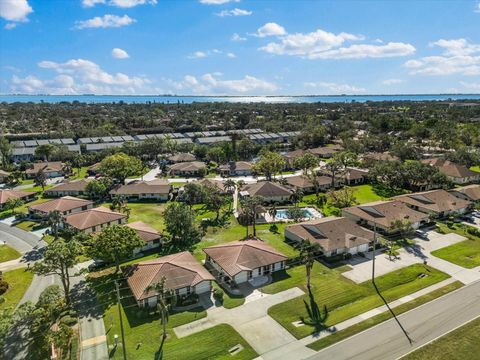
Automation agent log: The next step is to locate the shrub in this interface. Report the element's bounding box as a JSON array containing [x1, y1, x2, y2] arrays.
[[213, 288, 224, 303], [60, 315, 77, 326], [467, 227, 480, 237], [269, 223, 278, 233], [0, 280, 9, 295]]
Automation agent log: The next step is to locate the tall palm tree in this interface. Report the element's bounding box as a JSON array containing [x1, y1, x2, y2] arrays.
[[47, 210, 65, 240], [224, 179, 236, 194], [296, 240, 322, 290], [146, 277, 176, 356], [241, 195, 264, 238], [290, 188, 304, 207], [268, 203, 278, 220]]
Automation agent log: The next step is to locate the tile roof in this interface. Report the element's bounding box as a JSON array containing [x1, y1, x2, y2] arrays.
[[46, 179, 92, 193], [65, 206, 126, 230], [285, 175, 332, 189], [395, 189, 472, 213], [26, 162, 64, 175], [242, 181, 292, 197], [29, 196, 93, 214], [343, 200, 428, 229], [218, 161, 252, 171], [110, 179, 171, 196], [0, 189, 36, 205], [124, 251, 214, 300], [167, 153, 196, 163], [421, 158, 480, 179], [203, 239, 287, 277], [451, 184, 480, 201], [194, 178, 226, 192], [169, 161, 207, 172], [286, 216, 374, 252], [126, 221, 161, 242]]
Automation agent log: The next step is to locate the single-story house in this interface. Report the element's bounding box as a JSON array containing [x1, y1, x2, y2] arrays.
[[124, 251, 214, 307], [29, 196, 93, 217], [450, 184, 480, 203], [284, 175, 334, 193], [307, 145, 343, 159], [285, 216, 375, 257], [63, 206, 127, 233], [362, 152, 399, 163], [218, 161, 253, 177], [44, 179, 92, 197], [395, 189, 472, 218], [319, 167, 369, 185], [110, 179, 171, 202], [342, 200, 429, 234], [167, 152, 196, 163], [126, 221, 162, 255], [87, 162, 101, 176], [421, 158, 480, 184], [0, 170, 10, 183], [283, 149, 309, 168], [0, 189, 36, 209], [240, 181, 292, 204], [169, 161, 207, 177], [25, 162, 66, 179], [203, 239, 287, 285], [194, 178, 227, 193]]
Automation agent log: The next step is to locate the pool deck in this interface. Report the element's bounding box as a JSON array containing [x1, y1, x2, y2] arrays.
[[263, 207, 323, 223]]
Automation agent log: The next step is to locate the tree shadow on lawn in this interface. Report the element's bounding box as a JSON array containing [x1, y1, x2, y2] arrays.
[[372, 184, 408, 198]]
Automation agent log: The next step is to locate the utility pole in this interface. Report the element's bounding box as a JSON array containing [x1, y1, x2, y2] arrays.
[[115, 280, 128, 360], [372, 221, 377, 285]]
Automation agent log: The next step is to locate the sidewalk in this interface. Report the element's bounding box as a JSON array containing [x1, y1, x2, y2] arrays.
[[0, 258, 26, 272]]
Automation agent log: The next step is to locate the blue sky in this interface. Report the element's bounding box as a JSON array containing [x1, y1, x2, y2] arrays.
[[1, 0, 479, 95]]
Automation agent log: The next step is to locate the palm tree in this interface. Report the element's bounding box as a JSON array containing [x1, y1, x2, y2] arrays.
[[290, 188, 304, 207], [146, 277, 176, 357], [35, 170, 47, 191], [240, 195, 264, 238], [110, 195, 127, 212], [268, 203, 278, 220], [236, 179, 246, 191], [47, 210, 64, 240], [224, 179, 236, 194], [5, 198, 24, 216], [296, 240, 322, 290]]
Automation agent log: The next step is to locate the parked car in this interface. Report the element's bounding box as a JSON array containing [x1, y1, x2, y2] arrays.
[[88, 259, 106, 272], [415, 230, 429, 240], [461, 215, 475, 224]]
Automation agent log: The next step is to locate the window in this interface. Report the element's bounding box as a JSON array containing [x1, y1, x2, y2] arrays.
[[247, 271, 252, 279], [186, 286, 191, 295]]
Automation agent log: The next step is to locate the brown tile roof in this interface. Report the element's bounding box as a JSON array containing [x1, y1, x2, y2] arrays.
[[421, 158, 480, 179], [124, 251, 214, 301], [321, 167, 369, 181], [65, 206, 126, 230], [168, 153, 196, 163], [218, 161, 252, 171], [242, 181, 292, 197], [29, 196, 93, 214], [285, 175, 332, 189], [343, 200, 428, 229], [284, 149, 308, 159], [451, 184, 480, 201], [308, 145, 343, 157], [110, 179, 171, 196], [45, 179, 92, 193], [126, 221, 161, 242], [286, 216, 374, 252], [169, 161, 207, 172], [0, 189, 36, 205], [195, 178, 225, 192], [363, 152, 399, 162], [395, 189, 472, 213], [203, 239, 287, 277], [26, 162, 64, 175]]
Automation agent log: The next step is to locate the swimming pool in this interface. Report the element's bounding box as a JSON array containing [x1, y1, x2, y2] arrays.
[[275, 208, 315, 220]]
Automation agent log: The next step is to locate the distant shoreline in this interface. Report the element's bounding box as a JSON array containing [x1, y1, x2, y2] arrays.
[[2, 93, 480, 97]]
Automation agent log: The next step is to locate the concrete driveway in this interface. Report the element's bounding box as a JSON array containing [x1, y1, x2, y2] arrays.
[[342, 230, 468, 284]]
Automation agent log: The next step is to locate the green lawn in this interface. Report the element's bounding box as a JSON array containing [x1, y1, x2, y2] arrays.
[[431, 223, 480, 268], [401, 314, 480, 360], [308, 281, 463, 351], [469, 165, 480, 173], [266, 262, 450, 339], [15, 221, 39, 232], [351, 184, 385, 204], [212, 282, 245, 309], [0, 268, 34, 309], [88, 273, 256, 360], [69, 167, 89, 180], [101, 202, 167, 232], [0, 245, 21, 263]]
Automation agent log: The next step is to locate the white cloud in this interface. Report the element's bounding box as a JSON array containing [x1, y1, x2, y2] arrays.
[[258, 27, 414, 59], [82, 0, 156, 8], [405, 38, 480, 76], [168, 73, 277, 95], [227, 52, 236, 58], [255, 22, 287, 37], [74, 14, 136, 29], [10, 58, 152, 94], [0, 0, 32, 25], [231, 33, 246, 41], [382, 78, 405, 85], [188, 51, 208, 59], [199, 0, 240, 4], [475, 3, 480, 13], [216, 8, 252, 17], [460, 81, 480, 91], [304, 81, 366, 94], [188, 49, 235, 59], [4, 22, 17, 29], [112, 48, 130, 59]]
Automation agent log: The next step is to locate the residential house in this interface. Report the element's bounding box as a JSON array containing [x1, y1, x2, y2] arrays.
[[0, 189, 36, 209], [342, 200, 429, 234], [45, 179, 92, 197], [308, 145, 343, 159], [124, 251, 214, 307], [29, 196, 93, 217], [285, 216, 375, 257], [319, 167, 369, 185], [203, 239, 287, 285], [421, 158, 480, 184], [284, 175, 334, 193], [362, 152, 399, 164], [169, 161, 207, 177], [283, 149, 308, 169], [64, 206, 126, 233], [240, 181, 292, 204], [395, 189, 472, 218], [110, 179, 171, 202], [450, 184, 480, 203], [167, 153, 196, 163], [194, 178, 227, 193], [218, 161, 253, 177], [25, 162, 66, 179], [0, 170, 10, 183], [126, 221, 162, 255], [87, 163, 101, 176]]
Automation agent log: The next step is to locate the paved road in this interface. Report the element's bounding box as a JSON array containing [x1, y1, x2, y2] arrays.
[[0, 222, 47, 255], [308, 279, 480, 360]]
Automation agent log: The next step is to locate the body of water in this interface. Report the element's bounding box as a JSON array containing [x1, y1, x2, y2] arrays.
[[0, 94, 480, 104]]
